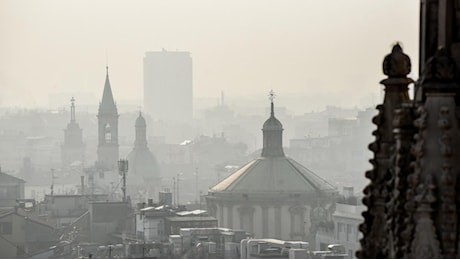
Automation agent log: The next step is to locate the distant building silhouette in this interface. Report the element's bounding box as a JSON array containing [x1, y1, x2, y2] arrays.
[[61, 97, 85, 167], [0, 170, 25, 208], [97, 67, 119, 169], [143, 49, 193, 122], [126, 112, 161, 196]]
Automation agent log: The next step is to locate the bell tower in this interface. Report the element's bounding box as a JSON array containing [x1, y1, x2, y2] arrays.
[[97, 66, 119, 169]]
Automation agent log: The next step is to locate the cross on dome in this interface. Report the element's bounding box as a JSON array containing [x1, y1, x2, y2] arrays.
[[268, 90, 276, 102]]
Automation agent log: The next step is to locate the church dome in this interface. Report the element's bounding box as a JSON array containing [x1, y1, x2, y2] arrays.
[[263, 116, 283, 131], [209, 157, 336, 194], [127, 111, 161, 184], [127, 148, 160, 182], [135, 112, 146, 127], [209, 92, 335, 193]]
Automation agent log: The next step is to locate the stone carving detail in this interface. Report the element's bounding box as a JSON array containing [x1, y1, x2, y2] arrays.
[[391, 105, 416, 258], [358, 44, 413, 259], [398, 105, 426, 258], [358, 105, 384, 259], [360, 37, 460, 258], [383, 43, 411, 78], [437, 106, 457, 258], [421, 48, 457, 83], [359, 4, 460, 258], [410, 177, 441, 259]]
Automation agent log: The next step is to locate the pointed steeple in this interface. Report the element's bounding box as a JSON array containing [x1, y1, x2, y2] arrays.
[[99, 66, 117, 114], [97, 66, 119, 169], [261, 90, 284, 157]]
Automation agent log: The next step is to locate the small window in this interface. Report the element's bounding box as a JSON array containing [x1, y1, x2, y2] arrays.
[[105, 124, 112, 143], [0, 222, 12, 234]]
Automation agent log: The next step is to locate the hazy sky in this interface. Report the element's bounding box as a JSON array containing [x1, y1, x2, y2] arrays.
[[0, 0, 419, 110]]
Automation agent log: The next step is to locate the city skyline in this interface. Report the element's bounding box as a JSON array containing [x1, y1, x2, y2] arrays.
[[1, 0, 419, 112]]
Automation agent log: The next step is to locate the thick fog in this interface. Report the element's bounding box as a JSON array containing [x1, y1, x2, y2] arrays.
[[1, 0, 418, 110]]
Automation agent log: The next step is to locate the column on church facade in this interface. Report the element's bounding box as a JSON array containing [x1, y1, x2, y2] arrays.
[[226, 201, 234, 229], [274, 203, 282, 239], [261, 204, 269, 238], [289, 205, 307, 240]]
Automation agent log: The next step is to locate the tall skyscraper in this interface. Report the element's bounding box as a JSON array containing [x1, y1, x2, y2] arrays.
[[144, 49, 193, 122], [97, 66, 119, 169]]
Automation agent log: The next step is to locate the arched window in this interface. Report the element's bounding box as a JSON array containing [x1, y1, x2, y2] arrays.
[[105, 124, 112, 143]]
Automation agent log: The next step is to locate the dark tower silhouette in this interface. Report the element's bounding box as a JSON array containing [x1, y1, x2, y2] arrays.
[[97, 66, 119, 169], [358, 1, 460, 258], [61, 97, 85, 166], [126, 112, 161, 195]]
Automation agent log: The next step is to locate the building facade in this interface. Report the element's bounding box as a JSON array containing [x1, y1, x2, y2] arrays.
[[0, 208, 58, 258], [0, 171, 25, 208], [206, 96, 337, 246], [316, 188, 363, 259], [143, 49, 193, 123]]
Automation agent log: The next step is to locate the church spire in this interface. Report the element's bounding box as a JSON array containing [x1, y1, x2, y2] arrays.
[[97, 66, 119, 169], [99, 66, 117, 114], [261, 90, 284, 157], [70, 97, 76, 123]]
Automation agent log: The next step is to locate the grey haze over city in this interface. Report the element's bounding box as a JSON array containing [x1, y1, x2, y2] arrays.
[[0, 1, 420, 259]]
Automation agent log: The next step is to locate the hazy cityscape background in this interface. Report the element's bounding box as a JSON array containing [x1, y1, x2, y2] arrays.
[[2, 0, 418, 110], [0, 1, 421, 258], [0, 0, 420, 198]]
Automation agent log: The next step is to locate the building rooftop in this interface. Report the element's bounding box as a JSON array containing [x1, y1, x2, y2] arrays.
[[209, 96, 336, 195], [0, 172, 25, 183], [209, 157, 336, 193]]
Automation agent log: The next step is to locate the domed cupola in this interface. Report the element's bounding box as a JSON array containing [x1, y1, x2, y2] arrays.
[[206, 91, 337, 241], [135, 112, 147, 128], [134, 112, 147, 149], [261, 90, 284, 157]]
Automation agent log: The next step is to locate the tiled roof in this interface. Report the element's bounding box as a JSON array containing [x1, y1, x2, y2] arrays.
[[209, 157, 336, 193], [0, 172, 25, 183]]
